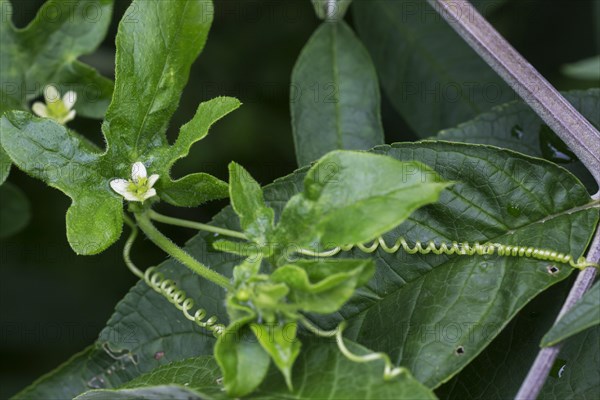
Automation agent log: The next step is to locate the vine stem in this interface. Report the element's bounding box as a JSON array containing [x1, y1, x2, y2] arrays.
[[134, 211, 233, 290], [426, 1, 600, 398], [148, 209, 247, 240]]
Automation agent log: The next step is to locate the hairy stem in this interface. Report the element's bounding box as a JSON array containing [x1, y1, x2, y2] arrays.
[[148, 209, 247, 240], [426, 0, 600, 397], [135, 211, 233, 290]]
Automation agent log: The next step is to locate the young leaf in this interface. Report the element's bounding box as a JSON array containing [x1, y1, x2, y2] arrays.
[[275, 150, 450, 251], [271, 259, 374, 313], [250, 322, 302, 390], [1, 2, 239, 253], [541, 281, 600, 347], [353, 0, 514, 135], [291, 21, 384, 166], [228, 161, 274, 243], [215, 320, 271, 397]]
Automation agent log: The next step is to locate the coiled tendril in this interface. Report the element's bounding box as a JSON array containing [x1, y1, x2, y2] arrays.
[[298, 236, 598, 270], [143, 267, 225, 337], [123, 215, 224, 337]]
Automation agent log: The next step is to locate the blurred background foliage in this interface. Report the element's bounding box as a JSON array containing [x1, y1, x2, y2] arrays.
[[0, 0, 598, 397]]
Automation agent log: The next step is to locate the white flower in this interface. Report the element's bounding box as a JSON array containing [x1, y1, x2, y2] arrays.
[[110, 162, 159, 202], [31, 85, 77, 125]]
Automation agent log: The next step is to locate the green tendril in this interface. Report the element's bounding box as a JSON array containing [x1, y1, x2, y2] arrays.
[[300, 318, 405, 381], [298, 236, 598, 270]]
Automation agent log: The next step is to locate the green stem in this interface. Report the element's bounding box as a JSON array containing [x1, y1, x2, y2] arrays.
[[123, 214, 144, 279], [148, 210, 247, 240], [135, 211, 233, 290]]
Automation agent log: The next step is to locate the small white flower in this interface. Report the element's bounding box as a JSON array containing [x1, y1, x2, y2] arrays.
[[31, 85, 77, 125], [110, 162, 159, 202]]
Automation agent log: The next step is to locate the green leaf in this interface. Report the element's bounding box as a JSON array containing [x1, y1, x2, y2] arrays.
[[2, 2, 236, 253], [291, 21, 384, 166], [437, 282, 600, 399], [215, 320, 271, 397], [0, 112, 121, 254], [103, 0, 212, 161], [437, 89, 600, 191], [75, 340, 437, 400], [228, 161, 274, 243], [353, 0, 514, 136], [275, 150, 449, 251], [310, 0, 352, 20], [271, 259, 374, 313], [250, 323, 302, 390], [0, 0, 114, 117], [0, 145, 10, 184], [562, 55, 600, 81], [541, 281, 600, 347], [17, 143, 598, 397]]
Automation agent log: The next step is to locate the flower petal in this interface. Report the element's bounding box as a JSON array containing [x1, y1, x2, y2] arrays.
[[63, 91, 77, 110], [122, 191, 142, 202], [61, 110, 76, 124], [148, 174, 160, 187], [110, 179, 130, 196], [32, 102, 48, 117], [142, 188, 157, 201], [44, 85, 60, 103], [131, 162, 147, 181]]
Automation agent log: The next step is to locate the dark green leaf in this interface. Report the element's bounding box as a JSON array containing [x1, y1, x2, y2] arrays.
[[437, 282, 599, 400], [541, 281, 600, 347], [228, 161, 274, 243], [250, 322, 302, 389], [0, 182, 31, 238], [215, 320, 271, 397], [353, 0, 514, 135], [75, 339, 437, 400], [271, 259, 374, 313], [437, 89, 600, 191], [291, 21, 384, 166], [275, 150, 449, 251], [18, 143, 598, 397]]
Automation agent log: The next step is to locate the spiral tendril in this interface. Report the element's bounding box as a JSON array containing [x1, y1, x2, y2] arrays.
[[123, 214, 224, 337], [144, 267, 225, 337], [298, 236, 598, 270], [300, 318, 404, 380]]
